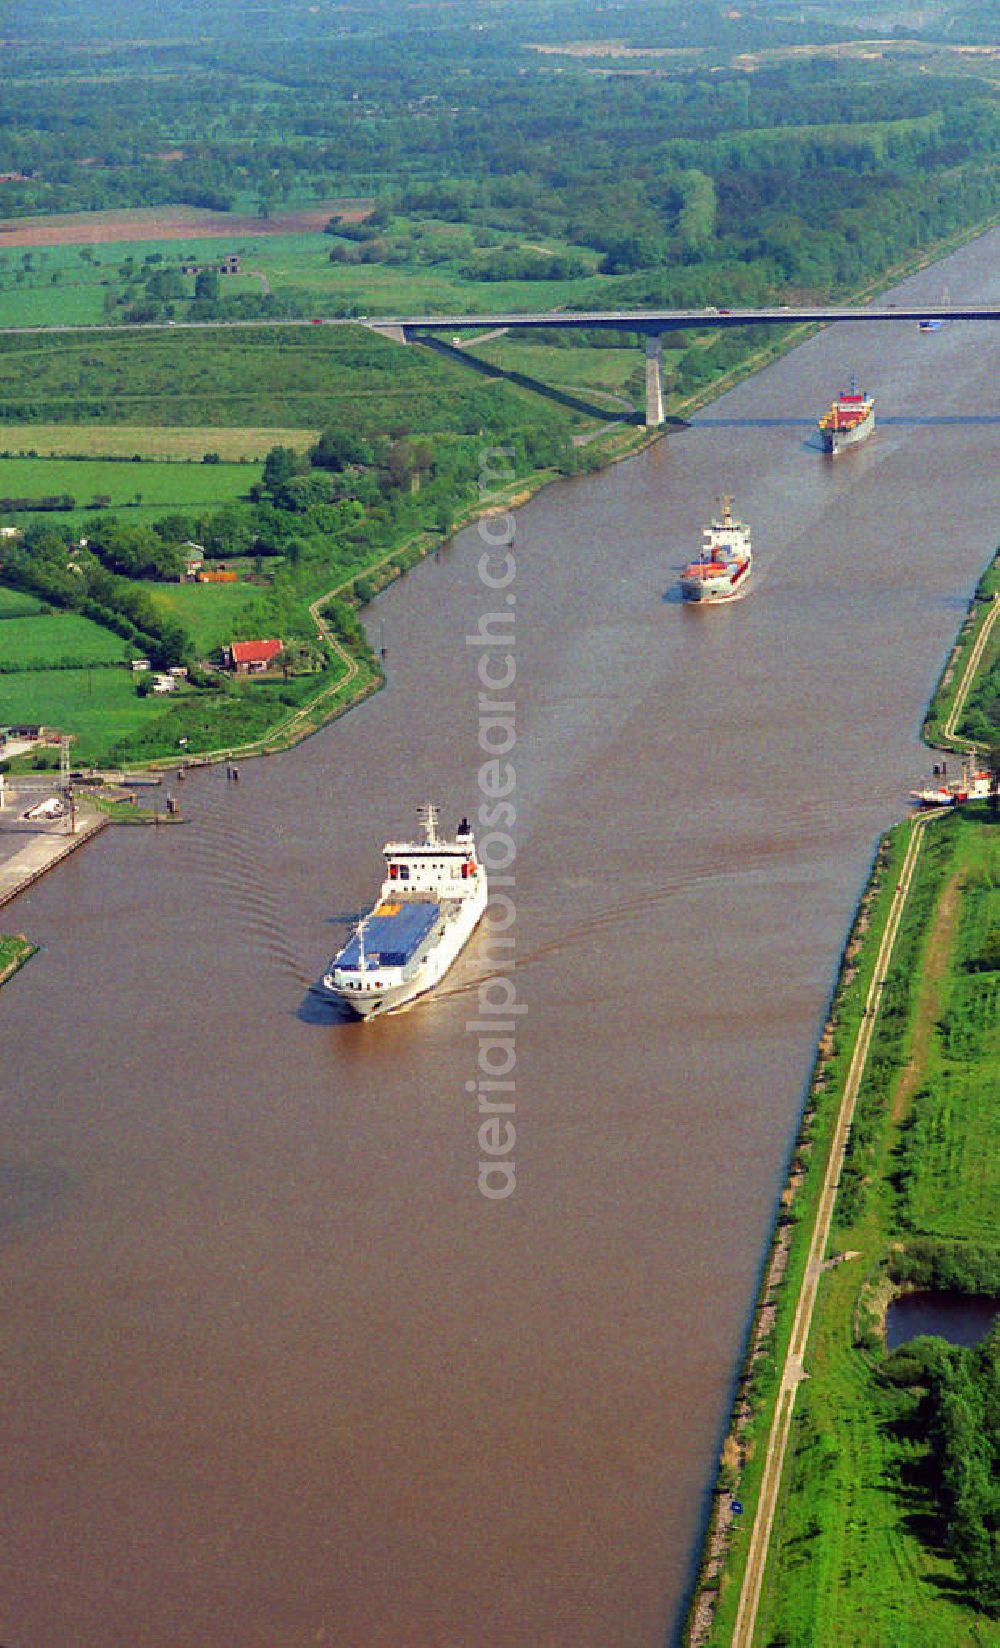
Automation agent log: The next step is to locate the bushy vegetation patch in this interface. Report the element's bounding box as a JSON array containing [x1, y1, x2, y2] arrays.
[[881, 1324, 1000, 1617]]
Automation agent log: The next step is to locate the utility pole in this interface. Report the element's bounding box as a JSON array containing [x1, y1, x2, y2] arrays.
[[60, 735, 76, 834]]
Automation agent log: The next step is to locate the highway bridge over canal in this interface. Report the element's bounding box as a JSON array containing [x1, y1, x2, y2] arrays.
[[364, 302, 1000, 424], [3, 302, 997, 426]]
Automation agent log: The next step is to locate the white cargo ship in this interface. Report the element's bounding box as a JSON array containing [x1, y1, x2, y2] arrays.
[[910, 760, 993, 809], [324, 806, 487, 1018], [679, 496, 752, 604]]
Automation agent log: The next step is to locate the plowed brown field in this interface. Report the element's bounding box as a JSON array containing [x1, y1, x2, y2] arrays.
[[0, 201, 369, 248]]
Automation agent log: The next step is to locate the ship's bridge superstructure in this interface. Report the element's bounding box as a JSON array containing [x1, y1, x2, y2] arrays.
[[699, 497, 750, 563], [382, 806, 481, 899]]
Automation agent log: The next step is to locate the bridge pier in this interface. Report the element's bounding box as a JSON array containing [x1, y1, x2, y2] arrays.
[[644, 334, 664, 428]]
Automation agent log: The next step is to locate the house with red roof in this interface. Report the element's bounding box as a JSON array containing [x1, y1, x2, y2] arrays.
[[225, 639, 284, 675]]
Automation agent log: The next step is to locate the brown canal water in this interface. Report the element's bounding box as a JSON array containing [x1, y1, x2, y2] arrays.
[[2, 234, 998, 1648]]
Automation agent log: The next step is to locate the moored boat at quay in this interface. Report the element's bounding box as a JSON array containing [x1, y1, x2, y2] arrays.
[[910, 760, 993, 808], [679, 496, 752, 604], [818, 379, 875, 455], [323, 805, 487, 1017]]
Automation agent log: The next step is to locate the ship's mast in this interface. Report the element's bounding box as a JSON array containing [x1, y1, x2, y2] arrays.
[[419, 802, 440, 846], [357, 915, 368, 971]]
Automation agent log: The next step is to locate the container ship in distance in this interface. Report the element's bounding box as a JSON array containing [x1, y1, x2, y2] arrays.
[[818, 379, 875, 455], [324, 806, 487, 1018], [679, 496, 752, 603]]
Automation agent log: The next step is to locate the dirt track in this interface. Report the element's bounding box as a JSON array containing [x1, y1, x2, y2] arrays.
[[0, 201, 369, 248], [728, 815, 934, 1648]]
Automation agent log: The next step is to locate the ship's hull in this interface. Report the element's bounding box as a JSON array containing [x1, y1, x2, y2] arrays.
[[325, 878, 487, 1017], [911, 774, 991, 808], [680, 560, 751, 603], [821, 409, 875, 455]]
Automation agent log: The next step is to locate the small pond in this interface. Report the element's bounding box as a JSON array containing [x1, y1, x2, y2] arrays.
[[886, 1291, 998, 1351]]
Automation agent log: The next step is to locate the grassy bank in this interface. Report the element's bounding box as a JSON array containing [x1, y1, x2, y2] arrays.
[[922, 548, 1000, 752], [685, 540, 1000, 1648], [686, 823, 911, 1647], [0, 932, 37, 987], [755, 809, 998, 1647], [692, 810, 999, 1648]]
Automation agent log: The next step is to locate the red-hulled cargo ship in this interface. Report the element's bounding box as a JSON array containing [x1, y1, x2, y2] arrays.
[[818, 378, 875, 455]]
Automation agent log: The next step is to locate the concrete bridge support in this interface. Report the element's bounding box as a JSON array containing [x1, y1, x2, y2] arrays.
[[644, 334, 664, 427]]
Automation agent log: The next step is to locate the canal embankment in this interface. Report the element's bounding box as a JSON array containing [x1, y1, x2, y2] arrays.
[[922, 547, 1000, 752], [0, 932, 37, 989], [683, 542, 1000, 1648]]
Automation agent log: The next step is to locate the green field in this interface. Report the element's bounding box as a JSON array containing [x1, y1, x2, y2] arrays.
[[148, 581, 276, 653], [0, 455, 258, 523], [0, 665, 172, 761], [0, 282, 106, 328], [0, 587, 46, 618], [0, 610, 132, 667], [0, 220, 613, 330], [0, 324, 589, 436], [0, 318, 591, 765], [0, 235, 303, 331], [0, 220, 612, 330], [0, 425, 319, 460], [923, 553, 1000, 748], [897, 845, 1000, 1243]]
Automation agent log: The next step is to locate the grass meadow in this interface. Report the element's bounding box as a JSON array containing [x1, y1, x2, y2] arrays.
[[0, 666, 169, 762], [0, 324, 586, 438], [148, 581, 276, 653], [0, 425, 319, 460], [0, 610, 132, 667], [0, 587, 46, 618], [466, 337, 645, 405], [0, 456, 257, 524]]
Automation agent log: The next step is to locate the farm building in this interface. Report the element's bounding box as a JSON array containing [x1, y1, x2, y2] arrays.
[[225, 640, 284, 675], [181, 542, 205, 579], [181, 255, 241, 276]]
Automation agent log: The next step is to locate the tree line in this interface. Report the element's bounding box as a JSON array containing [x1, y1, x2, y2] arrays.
[[882, 1320, 1000, 1615]]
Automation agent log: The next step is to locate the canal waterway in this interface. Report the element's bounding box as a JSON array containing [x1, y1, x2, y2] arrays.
[[2, 232, 998, 1648]]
